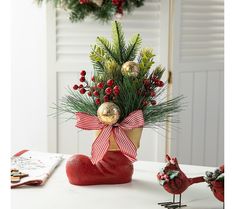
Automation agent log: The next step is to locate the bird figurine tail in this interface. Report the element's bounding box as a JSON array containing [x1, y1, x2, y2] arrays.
[[189, 176, 205, 185]]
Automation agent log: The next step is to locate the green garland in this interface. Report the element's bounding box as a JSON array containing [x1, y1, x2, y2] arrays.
[[53, 21, 183, 127], [36, 0, 145, 22]]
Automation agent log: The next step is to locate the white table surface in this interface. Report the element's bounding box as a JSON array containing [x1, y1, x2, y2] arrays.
[[11, 156, 222, 209]]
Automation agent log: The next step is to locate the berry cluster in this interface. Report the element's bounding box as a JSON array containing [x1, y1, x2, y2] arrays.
[[157, 172, 170, 183], [139, 74, 164, 107], [112, 0, 125, 15], [73, 70, 120, 105], [73, 70, 88, 95]]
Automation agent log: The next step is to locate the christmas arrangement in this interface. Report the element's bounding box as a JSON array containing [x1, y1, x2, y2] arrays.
[[53, 21, 182, 185], [36, 0, 145, 22]]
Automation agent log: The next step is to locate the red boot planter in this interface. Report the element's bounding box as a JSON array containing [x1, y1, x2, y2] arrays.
[[157, 155, 205, 208], [66, 105, 144, 186], [204, 165, 224, 202], [66, 151, 133, 185]]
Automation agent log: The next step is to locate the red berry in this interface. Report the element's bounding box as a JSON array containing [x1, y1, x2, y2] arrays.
[[87, 91, 92, 97], [73, 84, 79, 90], [158, 80, 164, 87], [151, 100, 157, 105], [144, 79, 150, 85], [152, 75, 157, 81], [80, 70, 86, 76], [80, 76, 85, 82], [150, 91, 156, 97], [91, 76, 95, 82], [97, 82, 104, 89], [95, 98, 101, 105], [113, 85, 120, 95], [155, 79, 164, 87], [90, 86, 96, 91], [79, 88, 86, 94], [143, 101, 148, 106], [107, 79, 114, 86], [104, 95, 109, 102], [93, 90, 99, 97], [105, 87, 112, 95], [80, 0, 89, 4], [78, 84, 83, 89]]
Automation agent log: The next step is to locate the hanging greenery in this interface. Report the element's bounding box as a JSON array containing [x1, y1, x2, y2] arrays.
[[36, 0, 146, 22]]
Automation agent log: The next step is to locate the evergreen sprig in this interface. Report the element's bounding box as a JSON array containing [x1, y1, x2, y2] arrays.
[[52, 21, 183, 128]]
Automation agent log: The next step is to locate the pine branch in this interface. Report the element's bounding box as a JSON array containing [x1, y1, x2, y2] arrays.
[[125, 34, 142, 61], [112, 21, 126, 64], [96, 37, 120, 64]]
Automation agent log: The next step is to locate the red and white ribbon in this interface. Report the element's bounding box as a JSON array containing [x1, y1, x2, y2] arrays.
[[75, 110, 144, 164]]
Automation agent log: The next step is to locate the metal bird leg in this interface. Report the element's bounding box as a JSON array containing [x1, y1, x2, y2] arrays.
[[158, 194, 187, 208]]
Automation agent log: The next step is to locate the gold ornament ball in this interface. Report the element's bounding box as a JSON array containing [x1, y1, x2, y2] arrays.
[[97, 102, 120, 125], [121, 61, 140, 77]]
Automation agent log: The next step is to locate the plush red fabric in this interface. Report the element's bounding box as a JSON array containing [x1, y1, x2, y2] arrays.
[[66, 151, 133, 185]]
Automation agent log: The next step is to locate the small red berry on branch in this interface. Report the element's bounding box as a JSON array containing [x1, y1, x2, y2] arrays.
[[104, 95, 109, 102], [144, 79, 150, 87], [107, 79, 114, 87], [80, 76, 86, 82], [93, 90, 99, 97], [80, 70, 86, 76], [151, 100, 157, 105], [87, 91, 92, 97], [150, 91, 156, 97], [143, 101, 148, 106], [79, 88, 86, 94], [95, 98, 101, 105], [105, 87, 112, 95], [155, 79, 164, 87], [80, 0, 89, 4], [113, 85, 120, 95], [73, 84, 79, 90], [97, 82, 104, 89], [78, 84, 83, 89], [91, 76, 95, 82]]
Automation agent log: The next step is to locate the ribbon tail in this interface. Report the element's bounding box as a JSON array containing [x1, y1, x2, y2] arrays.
[[90, 126, 113, 164], [113, 127, 137, 163]]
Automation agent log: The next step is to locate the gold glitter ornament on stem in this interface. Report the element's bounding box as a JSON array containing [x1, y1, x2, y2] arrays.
[[121, 61, 140, 77], [97, 102, 120, 125]]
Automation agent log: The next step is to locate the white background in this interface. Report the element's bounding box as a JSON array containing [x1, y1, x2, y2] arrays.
[[11, 0, 47, 154]]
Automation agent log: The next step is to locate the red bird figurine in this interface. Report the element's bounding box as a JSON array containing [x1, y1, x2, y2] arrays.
[[204, 164, 224, 203], [157, 155, 205, 208]]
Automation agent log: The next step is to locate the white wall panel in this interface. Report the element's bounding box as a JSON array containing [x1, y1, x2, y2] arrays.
[[172, 0, 224, 166]]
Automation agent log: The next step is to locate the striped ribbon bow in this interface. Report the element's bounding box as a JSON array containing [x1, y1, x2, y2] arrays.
[[75, 110, 144, 164]]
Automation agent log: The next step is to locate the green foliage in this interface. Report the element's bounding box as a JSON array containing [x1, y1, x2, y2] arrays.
[[53, 21, 182, 128], [125, 34, 142, 61], [139, 48, 155, 76], [36, 0, 146, 22], [112, 21, 126, 64], [54, 88, 98, 117]]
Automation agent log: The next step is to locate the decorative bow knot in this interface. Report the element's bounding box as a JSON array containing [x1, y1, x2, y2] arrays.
[[75, 110, 144, 164]]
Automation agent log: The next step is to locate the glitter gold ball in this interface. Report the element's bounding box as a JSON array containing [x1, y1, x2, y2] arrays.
[[97, 102, 120, 125], [121, 61, 140, 77]]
